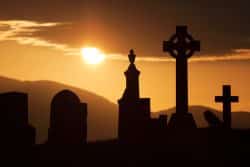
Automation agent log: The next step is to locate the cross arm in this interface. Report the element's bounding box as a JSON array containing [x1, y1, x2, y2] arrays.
[[215, 96, 223, 102], [231, 96, 239, 102], [163, 41, 177, 58]]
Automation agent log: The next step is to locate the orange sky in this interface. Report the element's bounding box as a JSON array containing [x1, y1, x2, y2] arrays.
[[0, 40, 249, 112], [0, 1, 250, 112]]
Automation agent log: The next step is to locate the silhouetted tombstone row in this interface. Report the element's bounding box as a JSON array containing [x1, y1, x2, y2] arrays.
[[118, 26, 240, 143], [0, 25, 241, 146], [0, 90, 88, 146]]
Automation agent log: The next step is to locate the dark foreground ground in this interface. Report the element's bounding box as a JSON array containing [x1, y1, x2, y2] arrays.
[[1, 129, 250, 167]]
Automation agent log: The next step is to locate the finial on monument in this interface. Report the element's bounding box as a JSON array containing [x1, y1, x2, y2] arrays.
[[128, 49, 136, 64]]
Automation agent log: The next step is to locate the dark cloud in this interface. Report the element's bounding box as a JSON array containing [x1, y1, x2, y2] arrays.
[[0, 0, 249, 57]]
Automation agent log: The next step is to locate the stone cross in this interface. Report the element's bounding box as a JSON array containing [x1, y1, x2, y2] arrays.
[[163, 26, 200, 115], [215, 85, 239, 128]]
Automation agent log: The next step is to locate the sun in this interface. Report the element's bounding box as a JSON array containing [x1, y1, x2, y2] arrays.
[[81, 47, 105, 64]]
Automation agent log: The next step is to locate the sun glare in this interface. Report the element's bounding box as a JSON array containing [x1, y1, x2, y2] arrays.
[[81, 47, 105, 64]]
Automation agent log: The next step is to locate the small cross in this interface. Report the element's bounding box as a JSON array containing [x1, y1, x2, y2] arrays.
[[215, 85, 239, 128]]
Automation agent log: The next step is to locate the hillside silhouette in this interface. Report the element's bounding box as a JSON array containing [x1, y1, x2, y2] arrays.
[[0, 76, 117, 143], [1, 76, 250, 144], [153, 105, 250, 129]]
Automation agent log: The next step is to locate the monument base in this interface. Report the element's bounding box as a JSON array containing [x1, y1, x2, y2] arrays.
[[168, 113, 197, 128]]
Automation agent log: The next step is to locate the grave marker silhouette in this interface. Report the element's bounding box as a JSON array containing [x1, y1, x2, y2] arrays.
[[163, 26, 200, 128], [215, 85, 239, 128], [0, 92, 36, 146], [118, 50, 167, 143], [118, 50, 150, 143], [48, 90, 87, 144]]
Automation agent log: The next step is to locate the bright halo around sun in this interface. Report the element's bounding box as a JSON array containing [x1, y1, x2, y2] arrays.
[[81, 47, 105, 64]]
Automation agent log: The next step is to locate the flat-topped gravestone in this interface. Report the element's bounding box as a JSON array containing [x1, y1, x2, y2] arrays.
[[163, 26, 200, 128]]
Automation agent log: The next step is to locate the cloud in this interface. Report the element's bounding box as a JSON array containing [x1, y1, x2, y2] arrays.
[[107, 50, 250, 62], [0, 0, 250, 58], [0, 20, 79, 55], [1, 20, 250, 63]]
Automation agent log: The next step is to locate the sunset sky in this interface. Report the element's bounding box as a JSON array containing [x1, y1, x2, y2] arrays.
[[0, 0, 250, 112]]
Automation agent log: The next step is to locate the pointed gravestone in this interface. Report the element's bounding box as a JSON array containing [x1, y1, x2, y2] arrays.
[[163, 26, 200, 128], [215, 85, 239, 129]]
